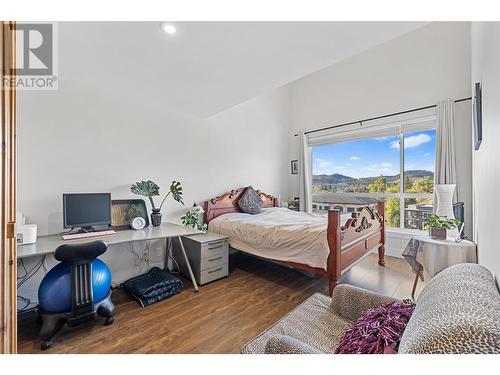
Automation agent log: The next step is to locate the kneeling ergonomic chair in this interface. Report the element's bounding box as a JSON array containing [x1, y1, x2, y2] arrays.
[[37, 241, 115, 350]]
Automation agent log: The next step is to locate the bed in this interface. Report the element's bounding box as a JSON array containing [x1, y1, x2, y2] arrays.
[[204, 187, 385, 295]]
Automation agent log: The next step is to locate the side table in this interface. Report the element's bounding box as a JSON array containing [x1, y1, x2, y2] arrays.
[[402, 235, 477, 299]]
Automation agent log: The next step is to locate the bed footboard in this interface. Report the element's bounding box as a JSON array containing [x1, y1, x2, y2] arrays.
[[326, 202, 385, 295]]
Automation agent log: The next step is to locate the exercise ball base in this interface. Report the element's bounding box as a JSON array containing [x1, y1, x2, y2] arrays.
[[38, 290, 115, 350], [41, 340, 53, 351]]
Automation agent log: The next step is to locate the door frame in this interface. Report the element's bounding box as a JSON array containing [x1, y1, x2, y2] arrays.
[[1, 21, 17, 355]]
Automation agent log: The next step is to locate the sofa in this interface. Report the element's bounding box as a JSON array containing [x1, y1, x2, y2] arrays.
[[241, 263, 500, 354]]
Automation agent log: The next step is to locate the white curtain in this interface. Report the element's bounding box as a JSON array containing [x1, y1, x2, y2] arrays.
[[435, 99, 458, 201], [299, 133, 312, 213]]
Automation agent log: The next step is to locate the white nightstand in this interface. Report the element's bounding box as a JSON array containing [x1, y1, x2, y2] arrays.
[[172, 232, 229, 286]]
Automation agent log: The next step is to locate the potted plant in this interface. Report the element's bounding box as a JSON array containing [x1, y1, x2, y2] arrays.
[[181, 203, 208, 232], [424, 214, 461, 240], [130, 180, 184, 226]]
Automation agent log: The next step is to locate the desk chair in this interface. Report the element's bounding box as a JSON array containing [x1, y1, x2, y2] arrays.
[[38, 241, 115, 350]]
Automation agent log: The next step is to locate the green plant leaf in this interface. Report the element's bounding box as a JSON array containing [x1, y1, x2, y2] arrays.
[[169, 180, 184, 205], [424, 214, 461, 229], [181, 210, 199, 229], [131, 180, 160, 197]]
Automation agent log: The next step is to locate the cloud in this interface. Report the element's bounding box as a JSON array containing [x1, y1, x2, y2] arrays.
[[391, 133, 431, 149], [349, 156, 360, 160], [390, 140, 400, 149], [380, 162, 392, 168], [375, 136, 398, 141], [314, 158, 334, 168]]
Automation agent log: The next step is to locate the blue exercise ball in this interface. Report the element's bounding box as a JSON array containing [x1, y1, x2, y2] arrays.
[[38, 259, 112, 313]]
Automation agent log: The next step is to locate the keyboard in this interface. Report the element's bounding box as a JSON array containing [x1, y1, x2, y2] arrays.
[[62, 230, 116, 241]]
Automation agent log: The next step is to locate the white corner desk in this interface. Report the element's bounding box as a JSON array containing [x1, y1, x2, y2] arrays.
[[17, 222, 203, 292]]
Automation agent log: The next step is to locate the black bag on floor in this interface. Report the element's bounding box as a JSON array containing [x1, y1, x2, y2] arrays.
[[123, 267, 183, 307]]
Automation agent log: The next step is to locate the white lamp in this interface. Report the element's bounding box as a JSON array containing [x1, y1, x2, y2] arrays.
[[435, 184, 456, 218], [435, 184, 458, 238]]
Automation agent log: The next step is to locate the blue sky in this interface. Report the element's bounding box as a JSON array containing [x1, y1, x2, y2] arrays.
[[312, 129, 436, 178]]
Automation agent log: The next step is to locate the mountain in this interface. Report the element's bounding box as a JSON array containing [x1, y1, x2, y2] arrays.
[[313, 170, 433, 185], [313, 173, 357, 185], [403, 170, 434, 179]]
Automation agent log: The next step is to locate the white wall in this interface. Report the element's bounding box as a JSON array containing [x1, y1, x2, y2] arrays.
[[471, 22, 500, 282], [18, 87, 290, 237], [285, 22, 473, 253], [17, 29, 291, 301]]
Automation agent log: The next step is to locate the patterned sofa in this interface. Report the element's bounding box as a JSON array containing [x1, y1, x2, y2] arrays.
[[241, 263, 500, 354]]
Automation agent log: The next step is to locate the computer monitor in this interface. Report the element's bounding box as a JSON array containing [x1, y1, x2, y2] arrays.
[[63, 193, 112, 231]]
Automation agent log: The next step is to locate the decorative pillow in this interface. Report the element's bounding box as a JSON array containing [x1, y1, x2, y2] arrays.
[[238, 186, 263, 214], [335, 300, 415, 354]]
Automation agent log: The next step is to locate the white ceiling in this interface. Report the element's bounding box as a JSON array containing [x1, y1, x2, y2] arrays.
[[59, 22, 428, 118]]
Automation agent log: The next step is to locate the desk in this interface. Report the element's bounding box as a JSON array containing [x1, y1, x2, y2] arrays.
[[17, 223, 202, 291], [402, 235, 477, 299]]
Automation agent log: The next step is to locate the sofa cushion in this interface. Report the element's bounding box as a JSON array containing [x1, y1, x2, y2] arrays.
[[335, 301, 415, 354], [332, 284, 399, 321], [241, 293, 352, 354], [238, 186, 263, 215], [399, 263, 500, 354]]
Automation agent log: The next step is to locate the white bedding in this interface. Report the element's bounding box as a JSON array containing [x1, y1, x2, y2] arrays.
[[208, 207, 350, 270]]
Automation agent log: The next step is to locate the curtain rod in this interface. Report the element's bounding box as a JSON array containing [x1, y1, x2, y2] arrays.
[[293, 97, 472, 137]]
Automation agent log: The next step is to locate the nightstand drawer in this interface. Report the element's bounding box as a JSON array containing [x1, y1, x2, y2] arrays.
[[200, 240, 228, 258], [171, 233, 229, 287], [199, 262, 228, 285], [200, 252, 228, 271]]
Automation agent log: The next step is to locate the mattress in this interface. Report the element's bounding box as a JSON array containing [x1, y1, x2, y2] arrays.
[[208, 207, 350, 270]]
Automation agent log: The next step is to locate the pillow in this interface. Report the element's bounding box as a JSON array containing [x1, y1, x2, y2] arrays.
[[238, 186, 263, 214], [335, 301, 415, 354]]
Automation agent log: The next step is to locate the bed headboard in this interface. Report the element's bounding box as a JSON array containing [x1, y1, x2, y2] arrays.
[[204, 187, 278, 222]]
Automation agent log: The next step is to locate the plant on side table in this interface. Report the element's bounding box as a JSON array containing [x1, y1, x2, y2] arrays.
[[424, 214, 461, 240], [130, 180, 184, 226], [181, 204, 208, 232]]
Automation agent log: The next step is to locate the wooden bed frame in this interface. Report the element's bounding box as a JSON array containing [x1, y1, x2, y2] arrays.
[[204, 187, 385, 295]]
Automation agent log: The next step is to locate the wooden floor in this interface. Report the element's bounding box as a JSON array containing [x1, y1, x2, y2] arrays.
[[18, 253, 424, 354]]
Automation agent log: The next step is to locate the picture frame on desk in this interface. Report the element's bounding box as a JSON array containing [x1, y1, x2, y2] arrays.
[[111, 199, 150, 230]]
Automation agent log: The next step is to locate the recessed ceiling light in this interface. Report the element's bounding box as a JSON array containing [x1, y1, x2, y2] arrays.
[[161, 23, 176, 35]]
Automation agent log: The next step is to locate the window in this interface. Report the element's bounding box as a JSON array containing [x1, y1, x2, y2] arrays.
[[312, 128, 436, 230]]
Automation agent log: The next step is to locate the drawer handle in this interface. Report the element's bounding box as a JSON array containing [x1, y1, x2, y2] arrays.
[[208, 256, 223, 262], [208, 245, 223, 250], [208, 267, 223, 274]]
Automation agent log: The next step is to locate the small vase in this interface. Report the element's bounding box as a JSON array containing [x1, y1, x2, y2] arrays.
[[150, 209, 162, 227]]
